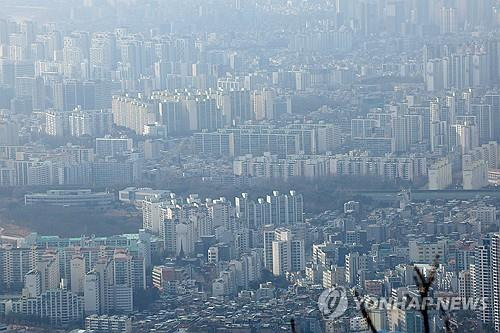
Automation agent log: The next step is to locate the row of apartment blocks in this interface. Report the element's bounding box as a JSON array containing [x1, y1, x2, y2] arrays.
[[45, 107, 113, 137], [0, 138, 141, 187], [428, 141, 499, 190], [0, 231, 158, 291], [0, 245, 146, 293], [425, 51, 493, 92], [350, 92, 500, 156], [234, 142, 500, 189], [0, 247, 145, 326], [0, 157, 142, 187], [111, 88, 292, 136], [233, 152, 428, 182], [0, 231, 159, 326], [194, 123, 341, 157], [142, 190, 304, 257]]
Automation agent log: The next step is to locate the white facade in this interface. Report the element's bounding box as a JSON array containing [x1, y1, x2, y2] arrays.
[[270, 228, 305, 276], [472, 244, 493, 324], [83, 251, 138, 316], [235, 191, 303, 228], [85, 315, 132, 333], [70, 255, 86, 294], [112, 96, 156, 135], [463, 158, 489, 190], [84, 272, 100, 315], [36, 252, 60, 292], [69, 108, 113, 137], [23, 269, 42, 298], [14, 289, 84, 326], [409, 240, 446, 264], [235, 153, 428, 182], [470, 206, 497, 226], [428, 158, 452, 190], [95, 137, 133, 157], [45, 110, 68, 136], [142, 199, 163, 235], [491, 234, 500, 332]]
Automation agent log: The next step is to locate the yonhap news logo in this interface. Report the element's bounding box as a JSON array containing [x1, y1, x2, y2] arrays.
[[318, 286, 349, 319], [317, 287, 487, 320], [353, 295, 487, 313]]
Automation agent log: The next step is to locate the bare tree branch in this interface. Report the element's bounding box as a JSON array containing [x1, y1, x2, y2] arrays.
[[353, 289, 378, 333], [413, 255, 441, 333]]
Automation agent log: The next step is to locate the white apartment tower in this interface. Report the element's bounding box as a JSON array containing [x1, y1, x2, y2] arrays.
[[70, 255, 86, 294], [463, 155, 489, 190], [491, 234, 500, 332], [142, 198, 163, 235], [472, 242, 493, 324], [23, 269, 42, 298], [36, 251, 60, 292], [236, 191, 303, 228], [83, 251, 136, 316], [270, 228, 305, 276]]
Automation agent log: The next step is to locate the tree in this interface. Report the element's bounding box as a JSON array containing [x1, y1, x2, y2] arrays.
[[134, 287, 160, 311]]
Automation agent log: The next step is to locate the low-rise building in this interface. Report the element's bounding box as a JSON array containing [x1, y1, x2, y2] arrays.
[[85, 315, 132, 333], [25, 189, 114, 206], [488, 169, 500, 186]]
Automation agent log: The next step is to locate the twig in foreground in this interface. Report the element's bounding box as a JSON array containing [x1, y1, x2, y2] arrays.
[[353, 289, 378, 333]]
